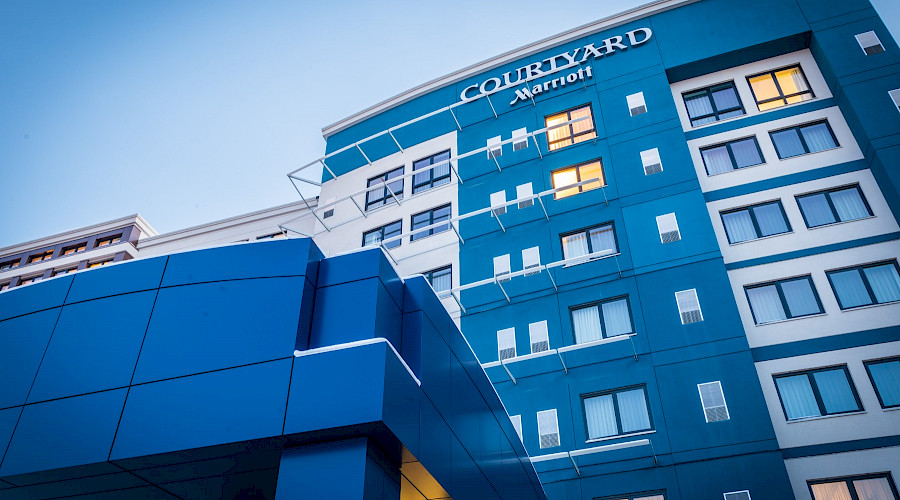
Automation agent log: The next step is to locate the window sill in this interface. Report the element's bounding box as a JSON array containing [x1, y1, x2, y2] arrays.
[[882, 406, 900, 412], [755, 312, 827, 326], [777, 145, 842, 161], [806, 215, 876, 230], [561, 252, 621, 269], [689, 112, 747, 131], [707, 162, 767, 177], [361, 181, 454, 217], [586, 429, 655, 444], [728, 230, 792, 246], [838, 300, 900, 313], [786, 410, 865, 424], [409, 229, 452, 244]]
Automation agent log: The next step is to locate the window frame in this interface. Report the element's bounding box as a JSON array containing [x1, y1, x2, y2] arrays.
[[94, 234, 122, 248], [423, 265, 452, 293], [769, 120, 839, 159], [412, 150, 452, 194], [410, 204, 452, 242], [551, 158, 605, 200], [361, 220, 403, 250], [560, 221, 618, 261], [699, 136, 765, 175], [864, 357, 900, 409], [826, 260, 900, 310], [0, 259, 21, 271], [808, 472, 899, 500], [87, 258, 114, 269], [544, 104, 597, 151], [719, 199, 792, 244], [365, 166, 405, 211], [17, 274, 44, 286], [682, 81, 745, 126], [27, 250, 54, 264], [744, 275, 824, 324], [568, 295, 635, 344], [581, 384, 654, 441], [772, 365, 863, 421], [746, 64, 815, 111], [795, 184, 873, 229], [61, 242, 87, 256]]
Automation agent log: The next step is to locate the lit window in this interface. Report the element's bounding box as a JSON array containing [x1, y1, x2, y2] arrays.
[[774, 366, 862, 420], [745, 276, 822, 324], [720, 201, 791, 244], [497, 327, 516, 361], [796, 185, 872, 228], [551, 159, 605, 199], [747, 65, 814, 111], [0, 259, 21, 271], [365, 167, 404, 210], [700, 137, 765, 175], [256, 232, 286, 240], [682, 81, 744, 126], [17, 275, 43, 286], [561, 222, 617, 261], [87, 259, 113, 269], [52, 267, 77, 277], [675, 289, 703, 324], [27, 250, 54, 264], [61, 243, 87, 255], [770, 121, 838, 159], [698, 381, 730, 423], [827, 261, 900, 310], [95, 234, 122, 248], [544, 105, 597, 151], [656, 213, 681, 244], [809, 473, 898, 500], [362, 220, 402, 250], [865, 357, 900, 409], [570, 297, 634, 344], [536, 409, 560, 449], [626, 92, 647, 116], [855, 31, 885, 55], [410, 204, 451, 241], [412, 151, 451, 194], [582, 386, 652, 440], [423, 265, 451, 293]]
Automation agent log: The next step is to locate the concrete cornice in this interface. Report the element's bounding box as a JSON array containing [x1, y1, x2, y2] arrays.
[[0, 214, 158, 258]]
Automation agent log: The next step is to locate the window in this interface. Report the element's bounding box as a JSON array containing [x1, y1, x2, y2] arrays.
[[537, 409, 560, 448], [365, 167, 404, 210], [323, 208, 334, 218], [545, 105, 597, 151], [596, 493, 665, 500], [551, 159, 605, 199], [512, 127, 528, 151], [571, 297, 634, 344], [723, 492, 751, 500], [656, 213, 680, 244], [891, 89, 900, 114], [675, 289, 703, 324], [626, 92, 647, 116], [61, 243, 87, 256], [827, 261, 900, 309], [412, 151, 451, 194], [774, 365, 862, 420], [17, 275, 43, 286], [745, 276, 823, 324], [522, 246, 541, 276], [423, 265, 451, 294], [698, 381, 730, 423], [411, 205, 451, 241], [582, 386, 652, 440], [747, 65, 814, 111], [510, 414, 523, 442], [0, 282, 8, 292], [493, 254, 511, 282], [529, 320, 550, 353], [796, 185, 872, 228], [770, 121, 838, 159], [640, 148, 663, 175], [700, 137, 765, 175], [497, 328, 516, 361], [362, 220, 402, 250], [52, 267, 77, 277], [0, 259, 21, 271], [720, 201, 791, 244], [682, 81, 745, 126], [256, 232, 286, 240], [865, 358, 900, 409], [487, 136, 502, 159], [95, 234, 122, 248], [490, 191, 507, 217], [516, 183, 534, 208], [810, 473, 899, 500], [87, 259, 113, 269], [561, 223, 617, 260], [27, 250, 53, 264], [856, 31, 885, 55]]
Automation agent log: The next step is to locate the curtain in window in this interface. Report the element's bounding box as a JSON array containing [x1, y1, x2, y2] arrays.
[[562, 232, 590, 259], [811, 482, 853, 500], [830, 269, 872, 308], [570, 107, 594, 136], [753, 203, 789, 236], [589, 226, 617, 255], [868, 361, 900, 407], [602, 299, 632, 336], [433, 152, 451, 179], [798, 194, 837, 227], [772, 129, 806, 158], [685, 95, 713, 119], [431, 273, 451, 293], [363, 232, 382, 246], [573, 306, 602, 343], [775, 375, 821, 419], [853, 478, 895, 500], [722, 210, 756, 243], [863, 264, 900, 303], [730, 138, 763, 168], [617, 389, 651, 433], [812, 369, 858, 413], [701, 146, 733, 175], [830, 188, 869, 221], [781, 279, 821, 317], [712, 87, 740, 110], [747, 285, 787, 323], [584, 394, 617, 439], [800, 123, 836, 153], [776, 67, 809, 95]]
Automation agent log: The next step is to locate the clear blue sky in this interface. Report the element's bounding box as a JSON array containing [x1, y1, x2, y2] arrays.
[[1, 0, 898, 246]]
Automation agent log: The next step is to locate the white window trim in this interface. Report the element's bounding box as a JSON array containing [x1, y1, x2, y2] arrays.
[[656, 213, 681, 244], [676, 289, 703, 324], [627, 91, 647, 116], [640, 148, 663, 175], [536, 409, 560, 449], [698, 381, 730, 423], [855, 31, 884, 55], [529, 320, 550, 354], [497, 327, 516, 361]]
